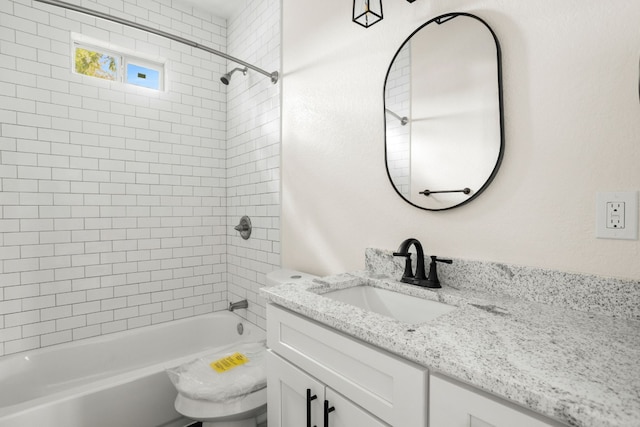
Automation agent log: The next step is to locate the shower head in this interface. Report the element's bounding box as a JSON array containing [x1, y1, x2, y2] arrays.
[[220, 67, 248, 85]]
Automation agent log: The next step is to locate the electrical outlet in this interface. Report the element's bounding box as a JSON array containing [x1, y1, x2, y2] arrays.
[[606, 202, 625, 229], [596, 192, 638, 240]]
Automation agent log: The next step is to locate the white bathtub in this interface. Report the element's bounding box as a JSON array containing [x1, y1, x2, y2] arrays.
[[0, 312, 265, 427]]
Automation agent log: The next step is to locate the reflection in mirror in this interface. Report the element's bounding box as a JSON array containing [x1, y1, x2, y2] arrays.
[[384, 13, 504, 211]]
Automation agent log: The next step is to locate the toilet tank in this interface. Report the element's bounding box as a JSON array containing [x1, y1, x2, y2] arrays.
[[265, 269, 318, 287]]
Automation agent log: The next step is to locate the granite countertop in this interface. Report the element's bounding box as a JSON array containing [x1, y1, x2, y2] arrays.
[[260, 271, 640, 427]]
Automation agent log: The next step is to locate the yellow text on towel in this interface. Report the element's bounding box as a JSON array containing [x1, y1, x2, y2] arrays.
[[210, 352, 249, 373]]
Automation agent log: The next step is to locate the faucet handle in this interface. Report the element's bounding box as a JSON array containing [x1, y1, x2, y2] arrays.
[[425, 256, 452, 288], [393, 251, 414, 280]]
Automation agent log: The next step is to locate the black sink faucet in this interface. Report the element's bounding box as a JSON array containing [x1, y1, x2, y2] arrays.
[[393, 239, 452, 288], [393, 238, 428, 287]]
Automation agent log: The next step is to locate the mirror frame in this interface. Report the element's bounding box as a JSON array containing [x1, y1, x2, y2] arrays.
[[383, 12, 505, 211]]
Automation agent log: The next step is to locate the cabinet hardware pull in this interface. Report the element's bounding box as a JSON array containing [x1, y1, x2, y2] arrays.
[[306, 389, 317, 427], [323, 400, 335, 427]]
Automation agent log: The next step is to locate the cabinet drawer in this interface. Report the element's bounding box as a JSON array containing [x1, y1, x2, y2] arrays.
[[267, 304, 428, 427], [430, 374, 567, 427]]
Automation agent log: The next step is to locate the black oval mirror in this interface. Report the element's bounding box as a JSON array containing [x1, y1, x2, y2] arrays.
[[384, 13, 504, 211]]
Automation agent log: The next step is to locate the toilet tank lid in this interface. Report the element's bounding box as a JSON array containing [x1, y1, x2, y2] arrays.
[[265, 269, 318, 286]]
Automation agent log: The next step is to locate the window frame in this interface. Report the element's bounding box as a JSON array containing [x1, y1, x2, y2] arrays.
[[72, 40, 165, 91]]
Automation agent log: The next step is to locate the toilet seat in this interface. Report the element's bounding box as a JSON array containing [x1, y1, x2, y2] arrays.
[[174, 386, 267, 422]]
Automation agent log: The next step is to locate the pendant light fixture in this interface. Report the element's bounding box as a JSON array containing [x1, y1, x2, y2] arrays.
[[352, 0, 383, 28]]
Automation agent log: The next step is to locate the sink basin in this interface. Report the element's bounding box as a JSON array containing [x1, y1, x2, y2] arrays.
[[322, 286, 455, 324]]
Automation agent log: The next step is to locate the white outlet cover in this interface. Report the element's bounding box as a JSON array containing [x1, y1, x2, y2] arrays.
[[596, 191, 638, 240]]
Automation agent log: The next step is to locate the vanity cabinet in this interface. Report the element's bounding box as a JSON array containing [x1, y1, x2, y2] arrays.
[[266, 304, 567, 427], [429, 374, 567, 427], [266, 304, 428, 427]]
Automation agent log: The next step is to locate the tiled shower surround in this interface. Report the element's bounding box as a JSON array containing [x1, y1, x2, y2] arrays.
[[225, 0, 281, 330], [0, 0, 281, 356]]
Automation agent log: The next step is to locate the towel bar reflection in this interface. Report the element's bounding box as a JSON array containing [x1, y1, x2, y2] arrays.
[[420, 188, 471, 196]]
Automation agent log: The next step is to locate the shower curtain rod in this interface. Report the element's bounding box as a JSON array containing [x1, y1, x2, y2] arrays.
[[33, 0, 279, 84]]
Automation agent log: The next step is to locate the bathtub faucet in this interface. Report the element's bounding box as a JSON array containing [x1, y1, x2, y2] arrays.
[[229, 299, 249, 311]]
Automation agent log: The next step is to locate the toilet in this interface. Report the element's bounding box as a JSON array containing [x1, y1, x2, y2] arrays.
[[174, 387, 267, 427], [172, 269, 317, 427]]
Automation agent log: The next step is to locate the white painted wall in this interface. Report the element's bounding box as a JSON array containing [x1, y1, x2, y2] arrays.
[[282, 1, 640, 280]]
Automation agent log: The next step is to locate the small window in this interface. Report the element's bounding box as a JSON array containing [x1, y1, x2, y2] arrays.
[[126, 62, 162, 90], [73, 43, 164, 91], [74, 46, 120, 81]]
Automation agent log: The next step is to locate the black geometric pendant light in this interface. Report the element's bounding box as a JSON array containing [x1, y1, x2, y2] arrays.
[[352, 0, 416, 28], [352, 0, 383, 28]]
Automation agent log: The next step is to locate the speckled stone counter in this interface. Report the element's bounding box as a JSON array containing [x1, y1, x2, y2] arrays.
[[260, 257, 640, 427]]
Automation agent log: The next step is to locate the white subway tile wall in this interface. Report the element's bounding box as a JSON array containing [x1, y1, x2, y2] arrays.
[[0, 0, 280, 356], [226, 0, 281, 330]]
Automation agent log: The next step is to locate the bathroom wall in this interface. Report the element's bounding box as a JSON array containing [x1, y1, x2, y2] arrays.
[[225, 0, 281, 329], [0, 0, 231, 357], [281, 1, 640, 280]]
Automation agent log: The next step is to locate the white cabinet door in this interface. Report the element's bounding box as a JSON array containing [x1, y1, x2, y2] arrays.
[[430, 374, 567, 427], [267, 350, 323, 427], [268, 351, 389, 427], [325, 388, 389, 427]]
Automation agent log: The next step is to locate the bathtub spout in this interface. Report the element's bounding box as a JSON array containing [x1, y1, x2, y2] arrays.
[[229, 299, 249, 311]]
